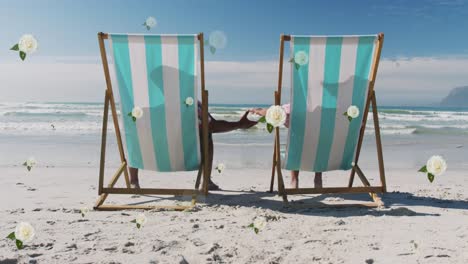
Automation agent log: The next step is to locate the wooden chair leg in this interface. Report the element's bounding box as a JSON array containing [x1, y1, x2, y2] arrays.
[[94, 162, 127, 209], [355, 165, 384, 207], [371, 92, 387, 192], [269, 139, 277, 193], [201, 90, 210, 196], [348, 169, 356, 187], [274, 136, 288, 203], [269, 162, 276, 193], [98, 90, 109, 195], [191, 195, 197, 206], [194, 164, 203, 190], [276, 165, 288, 203]]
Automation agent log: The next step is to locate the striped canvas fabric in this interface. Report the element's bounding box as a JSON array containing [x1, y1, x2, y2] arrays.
[[108, 34, 201, 172], [284, 35, 378, 172]]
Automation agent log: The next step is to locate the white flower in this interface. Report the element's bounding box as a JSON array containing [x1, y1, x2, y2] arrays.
[[144, 16, 157, 29], [266, 105, 287, 127], [15, 222, 35, 243], [347, 105, 360, 119], [294, 51, 308, 66], [80, 207, 89, 217], [18, 34, 38, 54], [253, 217, 267, 231], [131, 106, 143, 119], [426, 155, 447, 176], [209, 31, 227, 49], [185, 97, 194, 106], [23, 157, 37, 171], [25, 157, 37, 167], [216, 163, 225, 173], [135, 213, 147, 228]]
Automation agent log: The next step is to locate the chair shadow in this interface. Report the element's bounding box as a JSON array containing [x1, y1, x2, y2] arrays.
[[123, 189, 468, 218]]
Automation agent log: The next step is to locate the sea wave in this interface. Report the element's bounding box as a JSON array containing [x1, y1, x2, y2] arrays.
[[1, 103, 467, 137], [0, 121, 110, 134], [2, 111, 94, 118], [375, 113, 468, 122]]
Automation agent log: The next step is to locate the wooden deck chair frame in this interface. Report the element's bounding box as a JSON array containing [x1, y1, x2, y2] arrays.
[[94, 32, 211, 211], [269, 33, 387, 208]]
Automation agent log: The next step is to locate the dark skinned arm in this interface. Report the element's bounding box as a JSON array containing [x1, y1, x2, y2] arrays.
[[209, 111, 257, 133]]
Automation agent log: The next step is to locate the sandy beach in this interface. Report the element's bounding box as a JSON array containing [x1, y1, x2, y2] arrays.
[[1, 102, 468, 263], [2, 0, 468, 262], [1, 163, 467, 263]]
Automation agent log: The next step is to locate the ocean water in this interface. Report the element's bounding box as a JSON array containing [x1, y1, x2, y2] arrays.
[[1, 102, 468, 137], [1, 102, 468, 170]]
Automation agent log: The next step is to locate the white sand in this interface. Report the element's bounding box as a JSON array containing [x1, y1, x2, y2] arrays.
[[1, 166, 467, 263]]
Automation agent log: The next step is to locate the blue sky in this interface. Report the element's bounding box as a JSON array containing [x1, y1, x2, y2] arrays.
[[1, 0, 468, 104], [1, 0, 468, 59]]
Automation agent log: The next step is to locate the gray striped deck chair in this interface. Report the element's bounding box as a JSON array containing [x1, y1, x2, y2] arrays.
[[270, 33, 387, 207], [94, 32, 211, 211]]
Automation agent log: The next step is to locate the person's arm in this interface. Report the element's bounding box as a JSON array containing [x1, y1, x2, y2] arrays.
[[210, 111, 257, 133]]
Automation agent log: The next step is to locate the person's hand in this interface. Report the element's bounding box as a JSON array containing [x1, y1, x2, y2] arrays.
[[249, 108, 267, 116], [239, 111, 258, 129]]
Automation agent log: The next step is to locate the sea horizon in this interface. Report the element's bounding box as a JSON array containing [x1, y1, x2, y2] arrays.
[[4, 100, 468, 110]]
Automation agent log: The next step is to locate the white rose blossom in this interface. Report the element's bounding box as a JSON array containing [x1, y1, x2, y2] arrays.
[[18, 34, 38, 54], [134, 213, 147, 229], [249, 216, 267, 234], [426, 155, 447, 176], [419, 155, 447, 183], [80, 207, 89, 217], [25, 157, 37, 167], [185, 97, 194, 106], [23, 157, 37, 171], [144, 16, 157, 30], [294, 51, 309, 66], [253, 217, 267, 231], [347, 105, 360, 119], [15, 222, 35, 243], [266, 105, 287, 128], [131, 106, 143, 120], [216, 163, 225, 173]]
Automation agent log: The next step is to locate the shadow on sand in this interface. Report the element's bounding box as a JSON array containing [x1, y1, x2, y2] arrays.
[[123, 190, 468, 218]]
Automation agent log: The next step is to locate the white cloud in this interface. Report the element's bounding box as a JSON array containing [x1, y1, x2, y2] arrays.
[[0, 61, 105, 102], [377, 56, 468, 104], [0, 56, 467, 105]]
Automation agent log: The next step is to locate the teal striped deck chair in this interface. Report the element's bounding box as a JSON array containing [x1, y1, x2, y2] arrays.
[[270, 33, 387, 207], [94, 32, 211, 211]]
